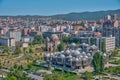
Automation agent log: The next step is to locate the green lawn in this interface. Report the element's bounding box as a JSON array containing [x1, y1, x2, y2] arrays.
[[24, 64, 47, 72], [105, 66, 120, 75], [109, 60, 120, 65], [24, 64, 78, 80], [53, 69, 77, 80]]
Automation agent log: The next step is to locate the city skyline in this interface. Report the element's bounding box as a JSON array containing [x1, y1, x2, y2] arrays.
[[0, 0, 120, 16]]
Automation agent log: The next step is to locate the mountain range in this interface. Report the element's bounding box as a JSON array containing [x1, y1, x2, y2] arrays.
[[49, 9, 120, 21], [1, 9, 120, 21]]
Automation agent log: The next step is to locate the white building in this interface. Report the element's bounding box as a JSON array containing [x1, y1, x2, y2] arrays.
[[6, 30, 21, 42], [79, 37, 115, 52]]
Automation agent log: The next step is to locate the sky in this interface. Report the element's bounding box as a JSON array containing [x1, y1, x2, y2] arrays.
[[0, 0, 120, 16]]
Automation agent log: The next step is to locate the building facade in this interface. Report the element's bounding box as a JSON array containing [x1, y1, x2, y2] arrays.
[[6, 30, 21, 42], [79, 37, 115, 52], [0, 37, 15, 47]]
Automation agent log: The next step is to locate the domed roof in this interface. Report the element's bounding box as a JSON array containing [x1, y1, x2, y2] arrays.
[[87, 53, 91, 56], [75, 58, 79, 61], [77, 48, 82, 51], [75, 50, 80, 55], [51, 34, 59, 40], [82, 43, 88, 46], [91, 45, 97, 49], [82, 52, 86, 54], [68, 55, 72, 58], [71, 43, 76, 46], [85, 55, 88, 58], [66, 49, 70, 53], [72, 50, 80, 57], [60, 54, 65, 58], [83, 58, 87, 61], [80, 55, 83, 58], [82, 43, 86, 45]]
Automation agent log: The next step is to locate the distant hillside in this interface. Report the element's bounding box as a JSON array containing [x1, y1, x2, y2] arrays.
[[49, 9, 120, 21]]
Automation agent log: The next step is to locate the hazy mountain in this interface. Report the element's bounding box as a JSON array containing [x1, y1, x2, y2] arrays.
[[49, 9, 120, 21], [0, 9, 120, 21]]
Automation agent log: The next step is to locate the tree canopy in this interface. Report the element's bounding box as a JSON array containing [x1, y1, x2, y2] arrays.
[[58, 41, 64, 51], [32, 35, 45, 45], [62, 37, 79, 44], [92, 52, 104, 75]]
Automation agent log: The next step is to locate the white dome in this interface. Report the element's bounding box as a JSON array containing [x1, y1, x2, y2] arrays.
[[82, 43, 86, 45], [66, 50, 70, 54], [72, 50, 80, 56], [77, 48, 82, 51], [83, 58, 87, 61], [87, 53, 91, 56], [91, 45, 97, 49], [82, 52, 86, 54], [75, 50, 80, 55], [68, 55, 72, 58], [51, 34, 59, 39], [80, 55, 83, 58], [76, 58, 79, 61], [82, 43, 89, 46], [85, 56, 88, 58], [60, 54, 65, 58], [71, 43, 76, 46]]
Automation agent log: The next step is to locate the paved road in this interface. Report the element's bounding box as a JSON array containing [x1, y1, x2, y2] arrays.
[[1, 68, 43, 80], [27, 73, 43, 80], [107, 74, 120, 80]]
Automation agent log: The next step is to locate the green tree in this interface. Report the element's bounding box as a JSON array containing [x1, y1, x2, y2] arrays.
[[23, 47, 27, 54], [15, 46, 21, 54], [58, 42, 64, 51], [29, 48, 33, 53], [62, 37, 79, 44], [82, 71, 93, 80], [18, 65, 23, 70], [9, 76, 17, 80], [92, 52, 104, 78], [32, 35, 45, 45], [13, 64, 18, 69], [101, 42, 106, 53], [3, 76, 17, 80], [0, 46, 9, 53], [72, 38, 79, 43], [90, 38, 94, 45], [28, 42, 32, 46], [0, 62, 2, 69]]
